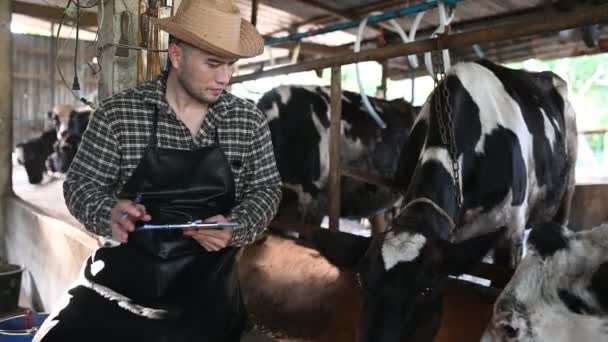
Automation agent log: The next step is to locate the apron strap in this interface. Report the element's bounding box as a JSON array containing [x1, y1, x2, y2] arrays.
[[147, 106, 160, 150]]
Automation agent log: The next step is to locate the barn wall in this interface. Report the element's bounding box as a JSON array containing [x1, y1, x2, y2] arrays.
[[5, 198, 97, 311], [11, 33, 98, 145], [569, 183, 608, 231]]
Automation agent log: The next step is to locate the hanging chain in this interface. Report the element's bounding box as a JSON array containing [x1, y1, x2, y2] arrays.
[[431, 33, 462, 220]]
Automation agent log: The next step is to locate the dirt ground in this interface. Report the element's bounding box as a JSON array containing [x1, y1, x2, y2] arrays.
[[239, 234, 498, 342]]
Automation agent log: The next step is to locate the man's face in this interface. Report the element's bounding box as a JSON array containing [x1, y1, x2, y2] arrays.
[[174, 43, 238, 104]]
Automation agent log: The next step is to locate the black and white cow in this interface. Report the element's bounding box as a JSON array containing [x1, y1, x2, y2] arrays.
[[313, 60, 578, 341], [257, 85, 417, 231], [482, 222, 608, 342], [46, 109, 91, 173], [15, 109, 91, 184]]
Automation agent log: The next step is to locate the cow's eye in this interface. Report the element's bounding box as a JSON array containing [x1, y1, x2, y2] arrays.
[[419, 287, 435, 297]]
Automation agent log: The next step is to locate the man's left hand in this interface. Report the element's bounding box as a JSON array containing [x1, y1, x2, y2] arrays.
[[183, 215, 233, 252]]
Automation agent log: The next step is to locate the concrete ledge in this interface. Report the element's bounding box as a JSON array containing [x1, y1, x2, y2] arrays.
[[4, 196, 97, 311]]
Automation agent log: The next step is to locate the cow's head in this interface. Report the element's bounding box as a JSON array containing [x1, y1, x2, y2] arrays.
[[313, 205, 504, 342], [482, 222, 608, 342]]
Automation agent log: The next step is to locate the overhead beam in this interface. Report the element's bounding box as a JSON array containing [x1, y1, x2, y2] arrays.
[[11, 1, 98, 27], [273, 41, 352, 55], [232, 4, 608, 84]]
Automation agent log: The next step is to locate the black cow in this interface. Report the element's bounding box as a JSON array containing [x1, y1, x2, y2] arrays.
[[313, 60, 577, 341], [257, 85, 417, 232], [16, 128, 57, 184]]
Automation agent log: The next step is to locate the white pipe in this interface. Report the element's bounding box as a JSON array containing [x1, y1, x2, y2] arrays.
[[355, 12, 419, 129], [355, 12, 388, 129]]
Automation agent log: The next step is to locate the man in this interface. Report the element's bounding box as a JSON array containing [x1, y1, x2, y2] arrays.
[[50, 0, 281, 341]]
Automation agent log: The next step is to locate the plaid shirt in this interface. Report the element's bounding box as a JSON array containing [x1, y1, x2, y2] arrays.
[[63, 72, 282, 246]]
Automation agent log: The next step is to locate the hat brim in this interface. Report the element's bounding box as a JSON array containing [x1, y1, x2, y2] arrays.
[[152, 17, 264, 59]]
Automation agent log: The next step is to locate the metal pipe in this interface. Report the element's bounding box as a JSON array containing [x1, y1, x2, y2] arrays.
[[264, 0, 464, 46]]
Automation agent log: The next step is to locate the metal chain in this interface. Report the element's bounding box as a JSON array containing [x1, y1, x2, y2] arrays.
[[431, 34, 462, 220]]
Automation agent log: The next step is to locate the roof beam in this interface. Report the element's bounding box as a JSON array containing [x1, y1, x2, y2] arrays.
[[11, 1, 98, 27], [273, 41, 352, 55]]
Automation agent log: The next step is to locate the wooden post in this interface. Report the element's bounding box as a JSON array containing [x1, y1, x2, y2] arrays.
[[251, 0, 259, 27], [98, 0, 140, 99], [328, 66, 342, 232], [0, 0, 11, 258]]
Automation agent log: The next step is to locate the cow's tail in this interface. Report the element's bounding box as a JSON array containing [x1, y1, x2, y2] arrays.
[[553, 74, 577, 225]]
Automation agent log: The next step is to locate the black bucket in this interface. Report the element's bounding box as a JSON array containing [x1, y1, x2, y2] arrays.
[[0, 265, 24, 314]]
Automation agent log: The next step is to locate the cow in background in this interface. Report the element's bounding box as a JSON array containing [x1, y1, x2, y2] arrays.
[[15, 106, 91, 184], [482, 222, 608, 342], [312, 60, 577, 341], [47, 109, 91, 173], [257, 85, 418, 233], [15, 124, 57, 184]]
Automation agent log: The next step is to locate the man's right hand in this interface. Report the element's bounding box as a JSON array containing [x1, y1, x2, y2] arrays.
[[110, 200, 151, 242]]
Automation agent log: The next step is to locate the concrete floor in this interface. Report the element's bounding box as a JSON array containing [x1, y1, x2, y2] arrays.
[[12, 164, 82, 229]]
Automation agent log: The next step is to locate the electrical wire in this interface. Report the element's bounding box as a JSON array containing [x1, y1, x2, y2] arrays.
[[74, 0, 80, 91]]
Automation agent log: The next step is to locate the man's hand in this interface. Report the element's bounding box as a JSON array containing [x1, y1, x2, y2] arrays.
[[183, 215, 234, 252], [110, 200, 151, 242]]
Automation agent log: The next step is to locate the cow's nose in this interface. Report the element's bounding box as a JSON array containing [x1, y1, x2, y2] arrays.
[[499, 323, 519, 339]]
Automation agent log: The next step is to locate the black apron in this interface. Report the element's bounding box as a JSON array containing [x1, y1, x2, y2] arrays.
[[53, 107, 246, 342]]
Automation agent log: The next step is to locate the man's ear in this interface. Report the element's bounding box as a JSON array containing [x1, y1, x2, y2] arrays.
[[441, 227, 505, 276], [311, 229, 371, 270], [168, 43, 184, 69]]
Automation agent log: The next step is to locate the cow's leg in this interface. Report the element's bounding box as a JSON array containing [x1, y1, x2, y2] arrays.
[[492, 214, 526, 288]]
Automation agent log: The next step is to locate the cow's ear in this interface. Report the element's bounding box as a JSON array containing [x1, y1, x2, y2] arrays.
[[312, 229, 371, 270], [441, 228, 505, 276], [590, 262, 608, 311]]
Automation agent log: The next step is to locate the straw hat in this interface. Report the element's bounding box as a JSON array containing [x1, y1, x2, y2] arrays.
[[152, 0, 264, 58]]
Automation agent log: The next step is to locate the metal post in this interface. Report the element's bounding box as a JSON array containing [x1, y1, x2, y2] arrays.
[[251, 0, 259, 27], [50, 22, 57, 105], [328, 66, 342, 232]]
